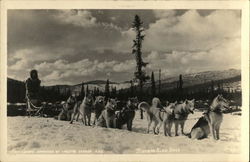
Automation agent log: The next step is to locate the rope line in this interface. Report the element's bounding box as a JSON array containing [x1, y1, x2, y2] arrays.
[[174, 117, 201, 121]]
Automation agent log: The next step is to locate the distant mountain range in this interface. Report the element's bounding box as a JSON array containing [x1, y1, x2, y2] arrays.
[[144, 69, 241, 90], [7, 69, 241, 94]]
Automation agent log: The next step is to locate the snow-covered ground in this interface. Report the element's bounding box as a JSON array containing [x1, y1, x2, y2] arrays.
[[7, 111, 241, 154]]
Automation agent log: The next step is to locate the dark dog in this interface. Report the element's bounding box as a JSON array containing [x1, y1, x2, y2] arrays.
[[55, 95, 77, 121], [115, 97, 139, 131], [96, 98, 118, 128]]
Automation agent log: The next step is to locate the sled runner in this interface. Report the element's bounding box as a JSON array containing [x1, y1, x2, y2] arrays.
[[26, 96, 45, 116]]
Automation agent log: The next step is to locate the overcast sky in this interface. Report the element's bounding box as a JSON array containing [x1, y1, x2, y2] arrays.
[[7, 9, 241, 85]]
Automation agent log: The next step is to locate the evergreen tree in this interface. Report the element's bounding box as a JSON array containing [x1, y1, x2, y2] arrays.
[[93, 87, 97, 97], [132, 15, 149, 119], [104, 79, 110, 99], [132, 15, 149, 94], [96, 87, 100, 96], [151, 71, 156, 97], [130, 80, 134, 97], [80, 82, 85, 99], [110, 86, 117, 98], [66, 88, 71, 98], [211, 80, 214, 95], [86, 84, 89, 95], [179, 74, 183, 90], [158, 69, 161, 95], [177, 74, 183, 100]]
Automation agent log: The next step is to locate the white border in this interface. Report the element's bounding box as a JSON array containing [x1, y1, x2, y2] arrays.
[[1, 1, 249, 162]]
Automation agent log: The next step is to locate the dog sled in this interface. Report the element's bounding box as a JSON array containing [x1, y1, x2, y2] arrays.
[[26, 96, 45, 116]]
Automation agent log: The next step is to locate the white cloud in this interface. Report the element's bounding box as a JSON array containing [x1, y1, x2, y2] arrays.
[[113, 60, 135, 72], [145, 37, 241, 77], [144, 10, 240, 52], [32, 58, 136, 85], [153, 10, 176, 19], [55, 10, 97, 27], [44, 71, 61, 81], [8, 48, 58, 71]]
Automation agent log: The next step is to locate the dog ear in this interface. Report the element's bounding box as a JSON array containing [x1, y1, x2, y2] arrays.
[[217, 95, 222, 100], [166, 101, 170, 106]]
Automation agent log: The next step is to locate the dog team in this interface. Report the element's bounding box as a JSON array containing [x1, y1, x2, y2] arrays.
[[55, 91, 229, 140]]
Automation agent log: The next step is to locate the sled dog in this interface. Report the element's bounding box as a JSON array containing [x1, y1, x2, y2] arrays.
[[97, 98, 118, 128], [190, 95, 229, 140], [173, 99, 195, 136], [138, 98, 175, 134], [162, 103, 177, 136], [93, 96, 105, 125], [70, 94, 94, 125], [115, 97, 139, 131], [55, 96, 77, 121]]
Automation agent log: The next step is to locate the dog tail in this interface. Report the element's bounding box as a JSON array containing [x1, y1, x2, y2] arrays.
[[138, 102, 150, 111], [186, 132, 191, 138]]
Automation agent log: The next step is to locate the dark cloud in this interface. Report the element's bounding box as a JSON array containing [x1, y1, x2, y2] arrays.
[[8, 10, 128, 60]]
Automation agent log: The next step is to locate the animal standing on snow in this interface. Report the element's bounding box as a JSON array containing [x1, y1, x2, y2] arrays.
[[70, 93, 94, 126], [190, 94, 229, 140], [138, 97, 175, 135], [92, 96, 105, 125], [162, 102, 177, 136], [115, 97, 139, 131], [96, 98, 118, 128], [172, 99, 195, 136]]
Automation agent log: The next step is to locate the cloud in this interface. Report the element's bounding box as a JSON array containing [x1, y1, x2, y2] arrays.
[[7, 9, 241, 85], [113, 60, 135, 72], [153, 10, 176, 19], [32, 58, 136, 85], [144, 37, 241, 77], [8, 48, 58, 71], [54, 10, 97, 27], [144, 10, 240, 52]]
